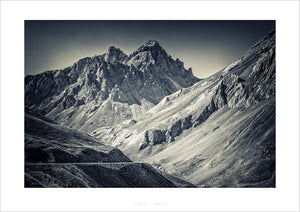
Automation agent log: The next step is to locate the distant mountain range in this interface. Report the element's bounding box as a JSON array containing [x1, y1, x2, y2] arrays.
[[25, 30, 275, 187]]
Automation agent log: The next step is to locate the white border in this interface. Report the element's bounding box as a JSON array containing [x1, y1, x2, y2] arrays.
[[1, 1, 299, 211]]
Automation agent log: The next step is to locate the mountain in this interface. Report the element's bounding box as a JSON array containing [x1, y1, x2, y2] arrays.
[[25, 108, 194, 187], [25, 31, 275, 188], [25, 41, 199, 134], [99, 30, 276, 187]]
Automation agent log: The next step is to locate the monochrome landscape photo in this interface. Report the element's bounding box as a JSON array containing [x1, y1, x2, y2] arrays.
[[25, 20, 275, 188]]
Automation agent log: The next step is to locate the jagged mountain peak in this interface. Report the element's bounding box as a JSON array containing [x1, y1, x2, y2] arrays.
[[140, 40, 165, 54], [144, 40, 160, 47], [128, 40, 168, 61], [104, 46, 127, 63], [107, 46, 124, 54], [125, 40, 193, 79]]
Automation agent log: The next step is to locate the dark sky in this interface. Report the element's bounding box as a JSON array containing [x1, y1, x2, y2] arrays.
[[25, 20, 275, 78]]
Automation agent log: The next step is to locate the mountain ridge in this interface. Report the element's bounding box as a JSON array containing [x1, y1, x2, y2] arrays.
[[25, 41, 200, 134]]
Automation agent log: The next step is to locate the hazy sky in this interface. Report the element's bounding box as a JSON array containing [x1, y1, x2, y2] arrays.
[[25, 20, 275, 78]]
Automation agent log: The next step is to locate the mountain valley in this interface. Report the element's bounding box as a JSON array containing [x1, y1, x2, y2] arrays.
[[25, 31, 276, 188]]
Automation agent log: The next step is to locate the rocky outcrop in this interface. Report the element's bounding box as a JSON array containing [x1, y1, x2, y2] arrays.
[[145, 129, 166, 145], [139, 114, 194, 148]]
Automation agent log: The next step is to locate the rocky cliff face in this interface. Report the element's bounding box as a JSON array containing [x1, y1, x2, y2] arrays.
[[25, 41, 199, 134]]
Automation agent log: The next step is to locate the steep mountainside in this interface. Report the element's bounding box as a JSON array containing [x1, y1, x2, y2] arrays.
[[100, 30, 276, 187], [25, 108, 130, 163], [25, 41, 199, 134], [25, 108, 189, 187]]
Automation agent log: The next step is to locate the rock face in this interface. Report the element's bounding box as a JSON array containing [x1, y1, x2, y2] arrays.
[[25, 41, 199, 134], [104, 30, 276, 187]]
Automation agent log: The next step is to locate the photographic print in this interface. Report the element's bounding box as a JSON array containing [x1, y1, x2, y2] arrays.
[[24, 20, 275, 188]]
